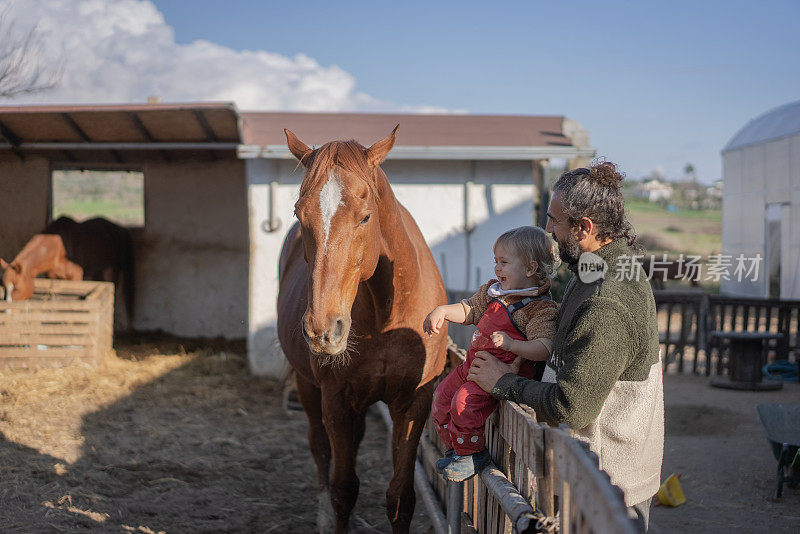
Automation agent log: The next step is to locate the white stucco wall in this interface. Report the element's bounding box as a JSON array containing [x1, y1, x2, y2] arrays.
[[721, 133, 800, 298], [247, 157, 541, 375], [383, 160, 538, 291], [0, 156, 51, 262], [134, 159, 249, 338], [246, 158, 303, 375]]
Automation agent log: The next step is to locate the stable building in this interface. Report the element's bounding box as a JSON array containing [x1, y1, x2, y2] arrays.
[[721, 100, 800, 299], [0, 103, 594, 375]]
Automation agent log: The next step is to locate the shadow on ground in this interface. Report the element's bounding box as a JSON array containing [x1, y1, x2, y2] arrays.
[[0, 334, 431, 533]]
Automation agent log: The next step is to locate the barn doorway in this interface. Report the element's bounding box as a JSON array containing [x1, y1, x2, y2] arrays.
[[50, 168, 145, 331], [765, 202, 786, 299]]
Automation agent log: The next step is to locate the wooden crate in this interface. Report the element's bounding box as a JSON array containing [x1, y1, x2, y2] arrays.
[[0, 279, 114, 369]]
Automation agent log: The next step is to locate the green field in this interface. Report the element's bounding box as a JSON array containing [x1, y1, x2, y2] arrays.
[[625, 197, 721, 257], [52, 170, 144, 227]]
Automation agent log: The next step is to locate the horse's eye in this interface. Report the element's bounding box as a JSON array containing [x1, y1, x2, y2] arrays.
[[360, 214, 370, 225]]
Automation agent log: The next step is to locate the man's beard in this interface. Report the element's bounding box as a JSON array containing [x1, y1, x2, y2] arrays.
[[555, 232, 582, 265]]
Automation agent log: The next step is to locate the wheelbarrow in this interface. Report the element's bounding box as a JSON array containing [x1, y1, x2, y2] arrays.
[[755, 404, 800, 497]]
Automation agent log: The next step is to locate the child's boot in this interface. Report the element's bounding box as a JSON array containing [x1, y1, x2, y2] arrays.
[[435, 449, 455, 472], [442, 449, 490, 482]]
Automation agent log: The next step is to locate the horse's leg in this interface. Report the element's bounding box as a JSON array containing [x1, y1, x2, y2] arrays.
[[322, 391, 365, 533], [386, 382, 434, 533], [295, 374, 334, 533]]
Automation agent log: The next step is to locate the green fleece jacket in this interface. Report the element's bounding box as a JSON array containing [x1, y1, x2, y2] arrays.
[[491, 238, 664, 506]]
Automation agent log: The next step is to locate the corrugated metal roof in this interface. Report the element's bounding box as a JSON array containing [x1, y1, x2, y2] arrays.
[[723, 100, 800, 152], [241, 111, 573, 148], [0, 102, 241, 163]]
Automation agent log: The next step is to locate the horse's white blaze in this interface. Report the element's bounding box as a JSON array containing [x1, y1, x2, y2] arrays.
[[317, 488, 334, 533], [319, 171, 343, 252]]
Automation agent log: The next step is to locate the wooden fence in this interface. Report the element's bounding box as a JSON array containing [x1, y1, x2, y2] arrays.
[[393, 341, 638, 534], [414, 400, 638, 534], [654, 290, 800, 375]]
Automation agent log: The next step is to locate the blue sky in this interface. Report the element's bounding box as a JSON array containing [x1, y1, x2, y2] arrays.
[[148, 0, 800, 184], [10, 0, 800, 184]]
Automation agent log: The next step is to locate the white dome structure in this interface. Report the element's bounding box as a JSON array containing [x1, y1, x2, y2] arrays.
[[721, 100, 800, 299], [724, 100, 800, 151]]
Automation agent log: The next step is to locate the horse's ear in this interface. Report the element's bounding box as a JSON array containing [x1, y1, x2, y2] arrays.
[[285, 129, 312, 166], [366, 124, 398, 167], [0, 258, 7, 270]]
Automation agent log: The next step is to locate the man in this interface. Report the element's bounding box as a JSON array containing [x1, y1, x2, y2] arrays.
[[468, 162, 663, 530]]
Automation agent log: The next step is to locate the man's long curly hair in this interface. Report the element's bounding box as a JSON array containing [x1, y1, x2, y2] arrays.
[[552, 160, 637, 247]]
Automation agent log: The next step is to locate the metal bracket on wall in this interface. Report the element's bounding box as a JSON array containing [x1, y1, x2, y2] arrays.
[[261, 180, 282, 233]]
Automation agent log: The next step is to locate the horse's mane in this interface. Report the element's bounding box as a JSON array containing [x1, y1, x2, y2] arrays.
[[299, 140, 377, 198]]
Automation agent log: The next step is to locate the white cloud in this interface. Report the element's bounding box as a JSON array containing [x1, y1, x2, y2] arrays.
[[2, 0, 448, 112]]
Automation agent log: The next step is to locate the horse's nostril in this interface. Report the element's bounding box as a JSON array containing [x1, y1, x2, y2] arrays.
[[333, 318, 345, 340], [302, 323, 314, 342]]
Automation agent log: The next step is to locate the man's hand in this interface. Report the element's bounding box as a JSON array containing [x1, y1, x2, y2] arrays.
[[467, 351, 519, 393], [490, 331, 513, 350], [423, 306, 447, 335]]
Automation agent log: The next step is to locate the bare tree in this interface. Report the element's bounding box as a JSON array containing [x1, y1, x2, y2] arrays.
[[0, 9, 61, 98]]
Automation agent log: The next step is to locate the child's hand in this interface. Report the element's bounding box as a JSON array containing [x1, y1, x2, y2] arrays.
[[490, 331, 512, 349], [423, 307, 447, 335]]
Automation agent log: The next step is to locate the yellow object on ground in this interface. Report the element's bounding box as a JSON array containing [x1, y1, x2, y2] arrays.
[[656, 473, 686, 506]]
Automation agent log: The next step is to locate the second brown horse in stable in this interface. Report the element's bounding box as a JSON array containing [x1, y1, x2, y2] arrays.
[[1, 234, 83, 301], [277, 126, 448, 533], [44, 216, 136, 324]]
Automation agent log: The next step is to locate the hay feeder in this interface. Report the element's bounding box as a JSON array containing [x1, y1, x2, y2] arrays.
[[0, 279, 114, 369]]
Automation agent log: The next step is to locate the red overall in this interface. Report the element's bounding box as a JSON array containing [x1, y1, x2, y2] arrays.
[[432, 298, 540, 455]]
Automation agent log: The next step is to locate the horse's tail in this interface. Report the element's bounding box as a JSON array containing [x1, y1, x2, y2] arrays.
[[122, 230, 135, 325]]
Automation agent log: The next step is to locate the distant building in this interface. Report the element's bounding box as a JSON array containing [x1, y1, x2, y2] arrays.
[[707, 180, 723, 199], [721, 100, 800, 299], [634, 178, 673, 202]]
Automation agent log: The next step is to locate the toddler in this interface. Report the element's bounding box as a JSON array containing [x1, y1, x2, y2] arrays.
[[423, 226, 559, 482]]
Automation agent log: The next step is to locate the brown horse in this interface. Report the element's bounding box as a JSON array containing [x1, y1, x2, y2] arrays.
[[44, 216, 135, 323], [1, 234, 83, 301], [277, 127, 448, 533]]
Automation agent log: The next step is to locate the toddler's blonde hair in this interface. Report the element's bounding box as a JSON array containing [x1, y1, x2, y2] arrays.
[[494, 226, 560, 284]]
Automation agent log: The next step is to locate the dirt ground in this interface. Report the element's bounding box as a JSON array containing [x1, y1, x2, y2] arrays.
[[650, 374, 800, 534], [0, 336, 430, 533], [1, 336, 798, 533]]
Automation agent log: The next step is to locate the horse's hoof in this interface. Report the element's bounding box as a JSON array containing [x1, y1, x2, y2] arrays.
[[317, 488, 335, 533]]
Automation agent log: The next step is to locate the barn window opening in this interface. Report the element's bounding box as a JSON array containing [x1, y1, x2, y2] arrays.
[[51, 169, 145, 227]]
